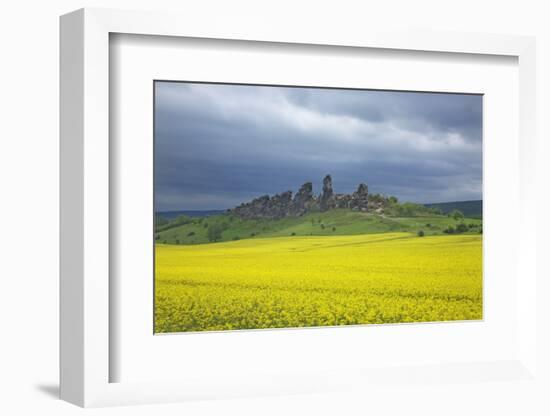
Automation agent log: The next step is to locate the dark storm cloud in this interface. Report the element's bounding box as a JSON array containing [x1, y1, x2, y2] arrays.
[[155, 82, 482, 211], [282, 87, 482, 142]]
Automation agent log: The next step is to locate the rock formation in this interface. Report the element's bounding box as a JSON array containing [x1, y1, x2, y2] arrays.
[[319, 175, 336, 211], [350, 183, 369, 212], [230, 175, 372, 219], [268, 191, 293, 218], [290, 182, 314, 216]]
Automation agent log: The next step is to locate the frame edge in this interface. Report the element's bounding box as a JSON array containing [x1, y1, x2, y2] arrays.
[[59, 8, 85, 407]]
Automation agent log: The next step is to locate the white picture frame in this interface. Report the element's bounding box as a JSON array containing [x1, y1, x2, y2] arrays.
[[60, 7, 539, 408]]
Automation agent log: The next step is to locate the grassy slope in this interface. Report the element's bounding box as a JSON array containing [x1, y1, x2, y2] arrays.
[[156, 208, 482, 245]]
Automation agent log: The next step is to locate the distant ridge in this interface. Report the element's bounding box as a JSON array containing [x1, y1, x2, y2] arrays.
[[424, 200, 482, 218], [157, 210, 225, 220]]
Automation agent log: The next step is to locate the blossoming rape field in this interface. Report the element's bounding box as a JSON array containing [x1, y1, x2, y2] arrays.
[[155, 233, 482, 333]]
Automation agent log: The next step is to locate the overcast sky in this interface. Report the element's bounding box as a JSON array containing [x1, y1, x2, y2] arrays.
[[155, 82, 482, 212]]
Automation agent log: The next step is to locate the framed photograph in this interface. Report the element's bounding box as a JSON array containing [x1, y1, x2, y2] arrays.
[[60, 8, 539, 408]]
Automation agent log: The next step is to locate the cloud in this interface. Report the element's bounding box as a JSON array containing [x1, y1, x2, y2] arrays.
[[154, 82, 482, 211]]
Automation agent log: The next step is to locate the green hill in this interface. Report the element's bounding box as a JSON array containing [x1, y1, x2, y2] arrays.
[[155, 208, 482, 245], [424, 200, 482, 219]]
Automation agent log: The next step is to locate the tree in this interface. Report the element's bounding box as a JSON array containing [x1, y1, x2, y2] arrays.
[[417, 230, 425, 237], [207, 224, 224, 242], [449, 209, 464, 221]]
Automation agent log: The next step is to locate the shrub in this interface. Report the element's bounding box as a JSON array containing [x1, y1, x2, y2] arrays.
[[443, 226, 455, 234], [175, 239, 180, 244], [250, 232, 256, 237], [332, 227, 336, 231], [187, 231, 195, 237], [455, 223, 468, 233], [417, 230, 425, 237], [203, 222, 208, 228], [233, 236, 240, 241], [291, 232, 296, 236], [425, 223, 431, 228], [320, 224, 325, 229]]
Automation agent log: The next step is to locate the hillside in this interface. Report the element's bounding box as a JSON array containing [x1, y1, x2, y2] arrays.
[[424, 200, 482, 219], [155, 208, 482, 245], [156, 210, 224, 220]]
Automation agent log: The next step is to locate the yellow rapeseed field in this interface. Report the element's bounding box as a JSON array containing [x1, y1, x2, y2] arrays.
[[155, 233, 482, 333]]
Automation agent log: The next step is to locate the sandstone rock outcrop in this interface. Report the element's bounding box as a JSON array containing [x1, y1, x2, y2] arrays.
[[291, 182, 314, 216], [230, 175, 373, 219], [350, 183, 369, 212], [319, 175, 336, 211]]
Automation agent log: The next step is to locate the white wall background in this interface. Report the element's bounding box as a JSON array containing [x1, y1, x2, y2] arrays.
[[1, 1, 548, 415]]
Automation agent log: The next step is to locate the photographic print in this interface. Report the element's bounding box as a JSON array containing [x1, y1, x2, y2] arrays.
[[154, 81, 482, 333]]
